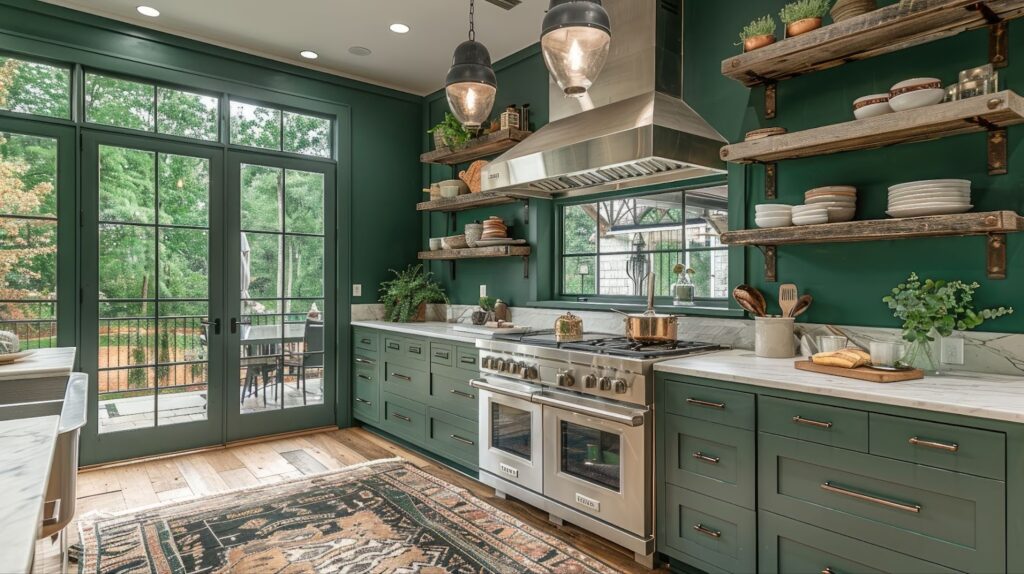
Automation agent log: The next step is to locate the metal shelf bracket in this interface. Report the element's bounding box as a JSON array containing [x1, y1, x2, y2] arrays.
[[522, 256, 530, 279], [987, 233, 1006, 279], [967, 2, 1008, 68], [757, 245, 778, 282], [764, 163, 778, 200], [765, 81, 777, 119]]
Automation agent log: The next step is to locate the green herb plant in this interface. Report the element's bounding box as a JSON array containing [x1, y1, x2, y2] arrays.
[[779, 0, 831, 24], [379, 264, 447, 323], [883, 272, 1013, 344], [428, 112, 473, 149], [738, 15, 777, 42], [479, 296, 496, 312]]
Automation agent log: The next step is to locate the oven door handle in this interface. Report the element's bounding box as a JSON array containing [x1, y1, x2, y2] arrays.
[[532, 394, 646, 427], [469, 378, 535, 402]]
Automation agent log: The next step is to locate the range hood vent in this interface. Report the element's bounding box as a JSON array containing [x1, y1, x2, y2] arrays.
[[482, 0, 726, 198]]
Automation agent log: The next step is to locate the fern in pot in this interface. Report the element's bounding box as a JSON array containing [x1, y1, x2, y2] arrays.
[[379, 264, 446, 323], [883, 273, 1013, 371]]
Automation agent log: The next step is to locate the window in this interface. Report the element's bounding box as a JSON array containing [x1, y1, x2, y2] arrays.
[[561, 185, 729, 301], [0, 55, 71, 119], [85, 73, 220, 141], [230, 99, 331, 158]]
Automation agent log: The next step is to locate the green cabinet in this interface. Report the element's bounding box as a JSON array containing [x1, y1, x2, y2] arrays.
[[382, 392, 426, 443], [664, 413, 756, 510], [662, 484, 757, 574], [759, 395, 868, 452], [869, 412, 1005, 480], [663, 379, 755, 430]]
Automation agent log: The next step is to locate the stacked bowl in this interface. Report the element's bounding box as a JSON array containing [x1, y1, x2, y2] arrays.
[[887, 179, 972, 218], [804, 186, 857, 223], [482, 216, 508, 239], [830, 0, 876, 22], [755, 204, 793, 228]]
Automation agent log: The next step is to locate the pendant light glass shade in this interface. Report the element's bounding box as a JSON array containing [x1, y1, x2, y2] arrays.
[[445, 39, 497, 130], [541, 0, 611, 97]]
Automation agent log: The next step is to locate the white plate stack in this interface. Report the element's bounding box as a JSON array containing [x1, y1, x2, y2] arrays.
[[887, 179, 972, 218], [803, 186, 857, 223], [755, 204, 794, 228]]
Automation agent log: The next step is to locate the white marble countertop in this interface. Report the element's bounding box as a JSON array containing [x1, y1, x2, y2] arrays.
[[352, 321, 481, 344], [0, 415, 60, 573], [655, 349, 1024, 424], [0, 347, 76, 381]]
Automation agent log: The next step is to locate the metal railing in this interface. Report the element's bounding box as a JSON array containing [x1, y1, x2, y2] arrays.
[[0, 301, 58, 350]]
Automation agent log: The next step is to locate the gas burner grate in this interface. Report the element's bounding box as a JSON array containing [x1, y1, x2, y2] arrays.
[[561, 337, 721, 359]]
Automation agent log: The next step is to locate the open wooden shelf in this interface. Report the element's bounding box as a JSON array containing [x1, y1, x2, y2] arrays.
[[721, 91, 1023, 169], [721, 211, 1024, 280], [722, 0, 1024, 88], [418, 246, 531, 260], [417, 190, 543, 213], [420, 129, 531, 165]]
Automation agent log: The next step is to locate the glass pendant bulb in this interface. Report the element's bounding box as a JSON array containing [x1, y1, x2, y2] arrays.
[[541, 0, 611, 97], [445, 0, 497, 130]]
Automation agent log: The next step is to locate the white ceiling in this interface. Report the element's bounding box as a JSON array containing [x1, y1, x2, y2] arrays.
[[40, 0, 548, 95]]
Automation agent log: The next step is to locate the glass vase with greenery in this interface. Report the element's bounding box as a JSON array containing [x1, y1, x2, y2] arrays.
[[379, 265, 446, 323], [883, 273, 1013, 371]]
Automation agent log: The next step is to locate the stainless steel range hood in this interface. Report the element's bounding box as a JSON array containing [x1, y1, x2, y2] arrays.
[[482, 0, 726, 198]]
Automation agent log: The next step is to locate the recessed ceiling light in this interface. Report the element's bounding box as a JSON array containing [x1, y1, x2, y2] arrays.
[[348, 46, 372, 56], [136, 5, 160, 17], [299, 50, 319, 60], [389, 23, 410, 34]]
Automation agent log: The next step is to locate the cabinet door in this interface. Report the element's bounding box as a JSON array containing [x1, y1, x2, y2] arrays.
[[664, 414, 755, 509], [663, 379, 755, 430], [661, 484, 756, 574]]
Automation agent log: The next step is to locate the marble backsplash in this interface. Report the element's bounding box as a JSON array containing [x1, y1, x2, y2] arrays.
[[351, 304, 1024, 377]]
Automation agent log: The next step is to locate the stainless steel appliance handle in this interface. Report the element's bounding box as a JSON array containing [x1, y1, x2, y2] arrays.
[[469, 378, 535, 402], [532, 393, 646, 427]]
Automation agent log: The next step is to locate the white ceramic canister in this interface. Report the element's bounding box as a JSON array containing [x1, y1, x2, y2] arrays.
[[755, 316, 797, 358]]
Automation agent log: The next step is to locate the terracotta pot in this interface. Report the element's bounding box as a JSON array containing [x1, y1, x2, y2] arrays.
[[743, 34, 777, 52], [410, 302, 427, 323], [786, 17, 822, 37]]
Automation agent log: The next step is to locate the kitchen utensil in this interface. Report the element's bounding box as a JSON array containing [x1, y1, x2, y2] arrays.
[[554, 311, 584, 342], [790, 294, 813, 318], [889, 78, 945, 111], [442, 234, 469, 249], [818, 335, 849, 352], [755, 317, 797, 358], [458, 160, 488, 193], [733, 285, 767, 317], [869, 340, 908, 368], [853, 93, 892, 119], [614, 272, 679, 343], [795, 360, 923, 382], [779, 284, 798, 317]]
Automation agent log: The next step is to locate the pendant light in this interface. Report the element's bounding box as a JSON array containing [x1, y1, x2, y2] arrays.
[[445, 0, 497, 130], [541, 0, 611, 98]]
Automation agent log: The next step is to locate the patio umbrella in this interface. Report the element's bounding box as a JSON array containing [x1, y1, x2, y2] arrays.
[[240, 232, 252, 305]]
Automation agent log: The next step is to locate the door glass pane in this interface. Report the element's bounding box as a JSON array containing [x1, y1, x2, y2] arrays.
[[86, 74, 156, 131], [240, 164, 282, 232], [285, 236, 323, 298], [0, 56, 71, 119], [159, 154, 209, 227], [99, 146, 155, 224], [159, 228, 208, 299], [157, 302, 208, 425], [98, 302, 155, 434], [99, 224, 155, 299], [283, 112, 330, 157], [230, 101, 281, 150], [560, 420, 620, 491], [285, 170, 324, 234], [491, 403, 532, 460], [157, 87, 219, 141]]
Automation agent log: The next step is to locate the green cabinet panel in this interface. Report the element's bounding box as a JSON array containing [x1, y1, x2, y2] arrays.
[[759, 432, 1005, 573], [456, 345, 479, 372], [870, 412, 1006, 480], [383, 361, 429, 403], [662, 484, 757, 574], [427, 407, 478, 469], [353, 328, 378, 353], [353, 363, 380, 424], [430, 341, 454, 368], [663, 378, 756, 430], [430, 373, 479, 422], [383, 335, 428, 368], [381, 392, 427, 444], [759, 511, 960, 574], [664, 413, 756, 509], [759, 395, 868, 452]]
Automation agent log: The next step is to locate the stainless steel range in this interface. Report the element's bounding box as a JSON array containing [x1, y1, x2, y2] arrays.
[[470, 331, 720, 567]]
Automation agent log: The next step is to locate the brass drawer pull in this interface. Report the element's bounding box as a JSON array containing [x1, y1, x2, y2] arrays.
[[686, 398, 726, 410], [354, 357, 375, 365], [450, 389, 476, 399], [410, 346, 422, 354], [793, 415, 833, 429], [821, 481, 921, 513], [357, 374, 373, 381], [908, 436, 959, 452], [390, 373, 412, 382], [460, 356, 477, 364], [692, 523, 721, 538], [360, 338, 372, 345], [692, 451, 720, 464], [434, 351, 449, 359], [450, 434, 475, 446], [355, 397, 372, 406], [387, 342, 400, 350], [391, 412, 412, 422]]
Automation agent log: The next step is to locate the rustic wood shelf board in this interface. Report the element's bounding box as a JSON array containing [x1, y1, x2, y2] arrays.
[[417, 246, 532, 260], [720, 91, 1024, 164], [416, 190, 541, 213], [722, 0, 1024, 87], [420, 129, 532, 165]]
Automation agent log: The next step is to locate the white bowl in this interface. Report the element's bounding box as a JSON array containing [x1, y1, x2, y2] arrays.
[[793, 213, 829, 226], [888, 78, 945, 112], [853, 93, 893, 119], [756, 217, 792, 228], [755, 204, 794, 213], [807, 185, 857, 194], [792, 204, 829, 215], [889, 179, 971, 192], [805, 197, 857, 207], [827, 207, 857, 222]]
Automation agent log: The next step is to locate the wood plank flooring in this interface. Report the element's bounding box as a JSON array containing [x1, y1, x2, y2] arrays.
[[34, 427, 663, 573]]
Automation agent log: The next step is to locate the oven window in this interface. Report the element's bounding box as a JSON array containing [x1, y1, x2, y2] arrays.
[[560, 421, 621, 492], [491, 403, 532, 460]]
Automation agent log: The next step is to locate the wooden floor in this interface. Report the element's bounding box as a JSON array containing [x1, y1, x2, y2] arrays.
[[34, 426, 663, 573]]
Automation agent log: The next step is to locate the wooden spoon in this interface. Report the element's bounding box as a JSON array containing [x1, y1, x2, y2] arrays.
[[733, 285, 766, 317], [790, 294, 813, 318]]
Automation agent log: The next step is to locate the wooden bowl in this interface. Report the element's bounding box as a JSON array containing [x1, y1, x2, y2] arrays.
[[442, 234, 469, 250]]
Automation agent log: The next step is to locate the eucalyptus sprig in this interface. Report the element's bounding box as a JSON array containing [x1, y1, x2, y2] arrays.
[[882, 272, 1013, 343], [379, 264, 446, 323], [738, 15, 777, 42], [779, 0, 832, 24]]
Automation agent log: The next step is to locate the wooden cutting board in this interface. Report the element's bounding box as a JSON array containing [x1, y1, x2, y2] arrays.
[[795, 360, 924, 383]]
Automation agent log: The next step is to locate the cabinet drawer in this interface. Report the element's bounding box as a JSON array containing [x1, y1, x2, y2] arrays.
[[663, 414, 755, 509], [430, 373, 478, 421], [353, 352, 378, 370], [661, 484, 756, 574], [353, 328, 377, 353], [759, 395, 868, 452], [427, 408, 478, 469], [760, 432, 1005, 573], [430, 342, 454, 368], [383, 362, 428, 403], [870, 413, 1005, 480], [353, 367, 379, 423], [382, 393, 426, 443], [759, 511, 960, 574], [663, 379, 755, 430], [383, 336, 427, 367], [456, 345, 479, 372]]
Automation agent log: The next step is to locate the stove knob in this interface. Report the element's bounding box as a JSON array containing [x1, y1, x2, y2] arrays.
[[612, 379, 628, 394], [583, 374, 598, 388], [495, 359, 507, 372], [556, 372, 575, 387], [482, 357, 493, 369], [598, 376, 612, 391], [510, 361, 523, 375], [524, 365, 539, 380]]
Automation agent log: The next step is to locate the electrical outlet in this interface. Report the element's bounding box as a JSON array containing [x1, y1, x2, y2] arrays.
[[480, 285, 487, 298], [940, 337, 965, 365], [352, 284, 362, 297]]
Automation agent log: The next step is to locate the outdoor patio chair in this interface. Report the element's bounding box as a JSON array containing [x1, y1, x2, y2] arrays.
[[282, 319, 324, 406]]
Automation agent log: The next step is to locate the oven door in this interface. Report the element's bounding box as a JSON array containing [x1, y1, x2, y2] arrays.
[[539, 390, 651, 537], [471, 377, 544, 493]]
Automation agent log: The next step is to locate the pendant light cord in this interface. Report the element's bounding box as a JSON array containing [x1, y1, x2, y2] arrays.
[[468, 0, 476, 41]]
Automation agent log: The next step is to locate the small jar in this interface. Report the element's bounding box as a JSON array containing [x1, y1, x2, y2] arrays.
[[672, 268, 696, 306], [554, 311, 584, 342]]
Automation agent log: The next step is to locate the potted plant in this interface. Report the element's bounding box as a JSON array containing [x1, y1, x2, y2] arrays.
[[428, 112, 473, 150], [379, 264, 446, 323], [779, 0, 832, 37], [738, 16, 778, 52], [472, 296, 496, 326], [883, 272, 1013, 371]]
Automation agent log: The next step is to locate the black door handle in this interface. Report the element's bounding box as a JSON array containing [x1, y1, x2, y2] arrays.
[[200, 318, 221, 335], [230, 318, 251, 334]]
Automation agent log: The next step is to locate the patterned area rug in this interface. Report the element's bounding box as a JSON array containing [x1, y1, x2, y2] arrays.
[[77, 458, 620, 573]]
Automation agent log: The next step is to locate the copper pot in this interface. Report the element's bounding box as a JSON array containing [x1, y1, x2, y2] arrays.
[[614, 273, 678, 343], [786, 17, 821, 37], [743, 34, 776, 52]]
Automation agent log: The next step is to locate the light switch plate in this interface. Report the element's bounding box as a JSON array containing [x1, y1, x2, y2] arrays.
[[352, 284, 362, 297], [940, 336, 965, 365], [480, 285, 487, 297]]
